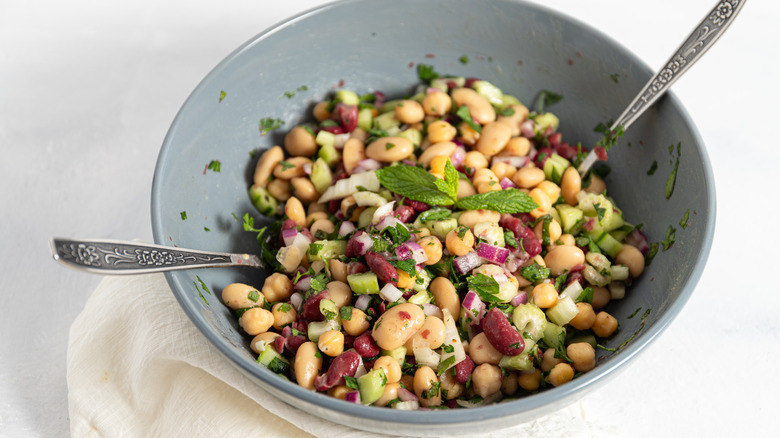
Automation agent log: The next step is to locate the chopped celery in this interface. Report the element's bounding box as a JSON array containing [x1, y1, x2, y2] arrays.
[[546, 296, 578, 326], [533, 112, 559, 134], [611, 265, 630, 282], [381, 346, 407, 367], [543, 153, 570, 184], [542, 322, 566, 349], [357, 107, 374, 131], [307, 319, 340, 342], [308, 240, 346, 261], [407, 289, 432, 304], [429, 218, 459, 239], [582, 265, 611, 287], [512, 303, 547, 341], [248, 184, 278, 216], [315, 130, 336, 149], [609, 281, 626, 299], [498, 339, 537, 371], [257, 346, 290, 374], [411, 269, 431, 293], [347, 272, 380, 294], [472, 80, 504, 105], [310, 158, 333, 193], [353, 191, 389, 207], [357, 368, 387, 405], [335, 89, 360, 105], [474, 221, 505, 247]]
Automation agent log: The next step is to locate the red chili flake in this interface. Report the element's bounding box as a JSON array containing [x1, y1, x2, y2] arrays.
[[421, 329, 431, 339], [517, 60, 523, 65], [576, 51, 583, 57], [203, 164, 209, 175], [408, 61, 414, 68], [399, 311, 411, 320], [425, 53, 435, 58], [568, 59, 574, 65], [338, 79, 345, 87]]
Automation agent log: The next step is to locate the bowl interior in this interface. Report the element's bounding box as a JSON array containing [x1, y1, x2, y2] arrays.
[[151, 0, 714, 434]]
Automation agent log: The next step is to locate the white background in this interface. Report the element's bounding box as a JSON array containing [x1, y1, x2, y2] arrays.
[[1, 0, 777, 436]]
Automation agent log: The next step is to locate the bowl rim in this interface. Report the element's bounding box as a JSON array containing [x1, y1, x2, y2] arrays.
[[151, 0, 716, 428]]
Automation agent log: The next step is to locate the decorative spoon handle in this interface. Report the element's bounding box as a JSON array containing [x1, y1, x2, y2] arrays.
[[50, 238, 264, 274], [578, 0, 746, 174]]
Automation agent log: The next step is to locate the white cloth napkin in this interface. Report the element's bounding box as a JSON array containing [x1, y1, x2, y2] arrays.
[[67, 273, 617, 438]]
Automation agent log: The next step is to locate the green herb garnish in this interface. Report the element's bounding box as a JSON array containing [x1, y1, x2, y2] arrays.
[[219, 90, 227, 103], [535, 89, 563, 113], [666, 157, 679, 199], [417, 63, 440, 83], [680, 209, 690, 230], [458, 55, 469, 65], [661, 225, 676, 251], [520, 263, 550, 283], [207, 160, 221, 172], [180, 211, 187, 220], [467, 273, 502, 303], [647, 160, 658, 175], [247, 290, 260, 303], [259, 117, 285, 135], [456, 105, 482, 134]]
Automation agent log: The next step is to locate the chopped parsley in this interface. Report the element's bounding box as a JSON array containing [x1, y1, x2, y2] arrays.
[[456, 104, 482, 134], [645, 242, 659, 266], [661, 225, 676, 251], [458, 55, 469, 65], [467, 273, 502, 303], [417, 63, 440, 83], [259, 117, 285, 136], [344, 376, 359, 390], [180, 211, 187, 220], [680, 209, 690, 230], [610, 73, 620, 83], [247, 290, 260, 303], [207, 160, 221, 172], [520, 263, 550, 283], [504, 230, 518, 249], [340, 306, 353, 321], [534, 89, 563, 113], [279, 160, 296, 171], [647, 160, 658, 175], [219, 90, 227, 103], [499, 107, 515, 117], [666, 157, 679, 199], [593, 121, 624, 152]]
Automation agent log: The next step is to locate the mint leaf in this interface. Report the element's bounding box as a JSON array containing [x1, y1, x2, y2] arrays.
[[467, 273, 502, 303], [417, 207, 451, 223], [535, 89, 563, 113], [456, 105, 482, 134], [375, 166, 455, 206], [456, 189, 538, 213], [433, 159, 459, 201], [417, 64, 440, 83]]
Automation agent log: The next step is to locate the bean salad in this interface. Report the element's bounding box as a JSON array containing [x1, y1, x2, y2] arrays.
[[223, 69, 649, 409]]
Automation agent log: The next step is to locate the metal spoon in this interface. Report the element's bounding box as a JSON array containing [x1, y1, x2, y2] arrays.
[[577, 0, 746, 174], [50, 238, 264, 274]]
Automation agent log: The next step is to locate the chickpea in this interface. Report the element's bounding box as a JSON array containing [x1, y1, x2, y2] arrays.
[[546, 363, 575, 387], [341, 307, 370, 336], [422, 91, 452, 116], [419, 141, 457, 167], [427, 120, 457, 143], [317, 330, 345, 357], [471, 363, 503, 399], [328, 385, 349, 400], [342, 138, 366, 175], [558, 233, 576, 246], [221, 283, 264, 310], [365, 137, 414, 162], [324, 281, 351, 308], [567, 342, 596, 372], [294, 341, 322, 390], [560, 167, 582, 206], [413, 366, 442, 407], [310, 218, 335, 237], [517, 368, 542, 391], [512, 167, 545, 189], [457, 178, 477, 199], [267, 178, 291, 201], [440, 369, 464, 400], [591, 286, 611, 310], [502, 371, 518, 395], [472, 167, 499, 187], [290, 177, 319, 203], [305, 211, 328, 228], [536, 180, 561, 203], [491, 161, 517, 182], [404, 316, 446, 350], [373, 382, 400, 407], [468, 332, 502, 365], [400, 375, 414, 393], [457, 121, 481, 146], [496, 104, 530, 136], [373, 355, 402, 384], [284, 197, 306, 228], [463, 151, 488, 170], [429, 276, 460, 320], [328, 259, 348, 283], [475, 121, 512, 157], [273, 156, 312, 180], [445, 226, 475, 257], [250, 332, 280, 354], [532, 283, 558, 309], [312, 101, 331, 122], [261, 272, 294, 303], [239, 307, 274, 336], [544, 245, 585, 277], [541, 348, 564, 372], [451, 87, 496, 124], [615, 244, 645, 278], [372, 303, 426, 351], [458, 209, 501, 230], [534, 217, 562, 243], [569, 302, 596, 331], [253, 146, 284, 188], [307, 200, 327, 215], [528, 188, 553, 218], [584, 174, 606, 194], [418, 235, 443, 266], [498, 137, 531, 157], [395, 99, 425, 124], [284, 126, 317, 157], [592, 311, 619, 338], [271, 302, 297, 330]]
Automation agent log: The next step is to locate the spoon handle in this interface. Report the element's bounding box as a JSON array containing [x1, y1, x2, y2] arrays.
[[50, 238, 264, 274], [578, 0, 746, 174]]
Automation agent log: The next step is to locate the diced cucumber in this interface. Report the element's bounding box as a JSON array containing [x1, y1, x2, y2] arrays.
[[611, 265, 630, 282], [546, 296, 578, 326], [381, 347, 407, 367], [257, 346, 290, 375], [429, 218, 459, 239], [358, 207, 377, 229], [335, 89, 360, 106], [407, 289, 432, 305], [567, 332, 597, 349], [249, 184, 278, 216], [398, 128, 423, 146], [347, 272, 380, 294], [310, 158, 333, 193], [373, 110, 400, 131], [408, 91, 426, 103], [555, 204, 584, 233], [542, 322, 566, 349], [377, 99, 404, 114], [308, 240, 346, 261], [411, 268, 432, 293], [315, 130, 336, 149], [307, 318, 340, 342], [587, 230, 624, 258], [609, 223, 634, 243], [474, 221, 505, 247], [429, 78, 450, 93], [542, 153, 570, 184], [357, 107, 374, 131], [498, 94, 522, 110], [357, 368, 387, 405], [533, 112, 559, 135], [318, 142, 341, 167], [472, 80, 504, 105]]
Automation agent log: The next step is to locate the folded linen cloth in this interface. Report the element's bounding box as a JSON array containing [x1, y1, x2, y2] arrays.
[[67, 273, 616, 438]]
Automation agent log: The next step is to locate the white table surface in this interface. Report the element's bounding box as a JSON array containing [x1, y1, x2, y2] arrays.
[[2, 0, 777, 436]]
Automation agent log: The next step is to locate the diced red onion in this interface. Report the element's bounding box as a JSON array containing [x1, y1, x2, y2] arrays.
[[373, 202, 397, 225], [376, 215, 403, 231], [499, 177, 516, 190], [520, 120, 535, 138], [344, 391, 362, 404], [351, 232, 374, 256], [397, 387, 419, 402], [395, 242, 427, 264], [379, 283, 403, 303], [356, 158, 382, 171], [453, 251, 484, 274], [355, 294, 372, 311], [426, 87, 442, 94], [456, 390, 503, 408], [338, 220, 356, 237], [281, 228, 299, 246], [510, 291, 527, 306], [334, 133, 351, 149], [290, 292, 303, 312], [461, 291, 486, 322], [422, 303, 443, 319], [302, 162, 312, 176], [491, 156, 529, 168], [450, 146, 466, 168], [294, 276, 311, 291], [625, 229, 650, 255], [477, 242, 510, 264]]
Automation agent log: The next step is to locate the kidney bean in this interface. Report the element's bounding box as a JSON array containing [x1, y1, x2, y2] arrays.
[[347, 261, 367, 275], [313, 350, 360, 391], [281, 325, 306, 354], [345, 231, 370, 258], [482, 307, 524, 356], [353, 331, 381, 358], [272, 335, 286, 353], [365, 251, 398, 286], [335, 103, 358, 132], [393, 205, 415, 223], [454, 355, 475, 383], [404, 198, 430, 212], [301, 290, 329, 322], [501, 214, 541, 257], [281, 219, 297, 230]]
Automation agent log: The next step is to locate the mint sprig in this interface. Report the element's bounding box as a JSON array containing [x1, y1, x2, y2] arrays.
[[375, 165, 455, 206], [456, 189, 537, 214]]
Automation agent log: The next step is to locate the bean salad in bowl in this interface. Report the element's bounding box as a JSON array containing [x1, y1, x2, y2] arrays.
[[223, 69, 650, 409]]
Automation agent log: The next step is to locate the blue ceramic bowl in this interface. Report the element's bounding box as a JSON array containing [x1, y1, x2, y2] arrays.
[[151, 0, 714, 435]]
